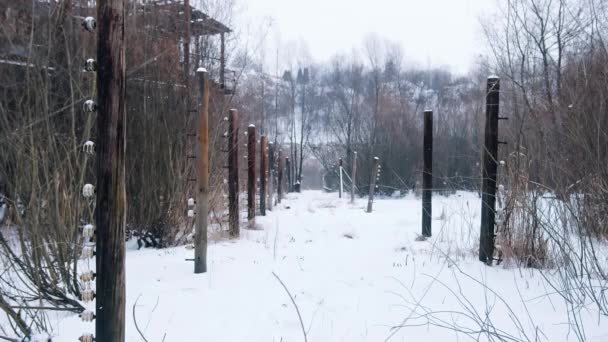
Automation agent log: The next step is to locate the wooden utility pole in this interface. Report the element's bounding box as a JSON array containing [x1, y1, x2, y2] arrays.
[[260, 135, 268, 216], [366, 157, 380, 213], [247, 125, 257, 225], [339, 158, 343, 198], [480, 76, 500, 264], [220, 33, 226, 89], [268, 142, 274, 210], [194, 69, 209, 274], [351, 151, 357, 203], [422, 110, 433, 238], [277, 149, 283, 203], [95, 0, 126, 340], [286, 157, 291, 194], [228, 109, 239, 237]]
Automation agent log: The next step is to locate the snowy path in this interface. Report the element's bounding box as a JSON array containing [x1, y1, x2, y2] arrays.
[[55, 191, 607, 341]]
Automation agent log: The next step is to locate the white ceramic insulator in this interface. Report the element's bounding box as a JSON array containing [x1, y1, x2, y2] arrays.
[[81, 246, 95, 259], [83, 224, 95, 240], [83, 141, 95, 154], [82, 17, 96, 32], [83, 184, 94, 197], [83, 99, 97, 112], [79, 333, 95, 342], [80, 310, 95, 322], [81, 289, 95, 302], [79, 271, 95, 282], [187, 209, 195, 218]]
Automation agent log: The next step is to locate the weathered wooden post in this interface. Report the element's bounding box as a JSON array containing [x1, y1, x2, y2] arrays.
[[260, 135, 268, 216], [286, 157, 291, 194], [247, 125, 257, 225], [366, 157, 380, 213], [268, 142, 274, 210], [422, 110, 433, 238], [194, 68, 209, 274], [479, 76, 500, 264], [95, 0, 126, 340], [228, 109, 239, 237], [277, 149, 283, 203], [339, 158, 343, 198], [351, 151, 357, 203]]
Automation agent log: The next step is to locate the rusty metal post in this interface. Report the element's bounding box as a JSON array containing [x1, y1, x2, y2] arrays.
[[194, 69, 209, 274], [422, 110, 433, 238], [95, 0, 126, 340], [480, 76, 500, 264], [228, 109, 239, 237], [260, 135, 267, 216], [277, 149, 283, 203], [247, 125, 257, 225], [366, 157, 380, 213]]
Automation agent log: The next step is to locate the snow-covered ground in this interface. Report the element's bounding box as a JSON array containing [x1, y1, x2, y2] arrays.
[[50, 191, 607, 341]]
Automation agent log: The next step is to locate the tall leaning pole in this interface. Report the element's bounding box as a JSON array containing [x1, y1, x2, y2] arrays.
[[95, 0, 127, 341]]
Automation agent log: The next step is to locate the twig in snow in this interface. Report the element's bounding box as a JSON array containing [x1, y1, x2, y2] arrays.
[[271, 272, 307, 342], [132, 294, 150, 342]]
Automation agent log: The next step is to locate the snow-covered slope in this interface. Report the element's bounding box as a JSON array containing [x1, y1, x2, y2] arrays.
[[50, 191, 607, 341]]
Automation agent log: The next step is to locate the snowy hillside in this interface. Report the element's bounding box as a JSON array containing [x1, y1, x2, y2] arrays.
[[45, 191, 607, 341]]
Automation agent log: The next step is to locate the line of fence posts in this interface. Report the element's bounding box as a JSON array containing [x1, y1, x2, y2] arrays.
[[479, 76, 501, 264], [422, 110, 433, 238], [260, 135, 268, 216], [194, 68, 209, 273], [247, 125, 257, 227], [228, 109, 240, 237], [366, 157, 380, 213], [351, 151, 357, 203]]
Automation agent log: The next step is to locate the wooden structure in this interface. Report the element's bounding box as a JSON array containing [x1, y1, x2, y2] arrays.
[[351, 152, 357, 203], [194, 69, 209, 274], [277, 150, 283, 203], [367, 157, 380, 213], [95, 0, 127, 340], [228, 109, 239, 237], [247, 125, 257, 225], [260, 136, 268, 215], [479, 77, 500, 264], [422, 110, 433, 237]]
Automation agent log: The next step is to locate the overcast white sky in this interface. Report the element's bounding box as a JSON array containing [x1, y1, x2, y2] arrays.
[[238, 0, 498, 74]]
